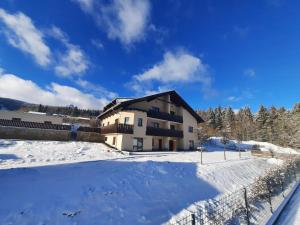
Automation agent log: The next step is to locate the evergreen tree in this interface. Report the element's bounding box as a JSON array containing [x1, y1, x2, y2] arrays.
[[207, 108, 216, 129], [267, 106, 279, 144], [38, 104, 43, 112], [255, 105, 269, 142], [214, 106, 223, 131], [289, 103, 300, 149], [224, 107, 235, 137]]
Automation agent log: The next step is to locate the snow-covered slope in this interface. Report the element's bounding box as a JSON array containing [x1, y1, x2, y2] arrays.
[[208, 137, 299, 154], [1, 139, 294, 225], [0, 139, 122, 169]]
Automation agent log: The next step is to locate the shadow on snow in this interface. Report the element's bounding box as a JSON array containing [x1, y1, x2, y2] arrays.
[[0, 160, 219, 225]]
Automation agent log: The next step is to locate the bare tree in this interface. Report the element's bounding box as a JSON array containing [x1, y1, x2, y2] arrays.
[[220, 131, 229, 160], [236, 132, 243, 159], [197, 127, 209, 164]]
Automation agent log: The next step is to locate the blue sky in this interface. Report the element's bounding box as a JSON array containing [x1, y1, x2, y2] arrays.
[[0, 0, 299, 110]]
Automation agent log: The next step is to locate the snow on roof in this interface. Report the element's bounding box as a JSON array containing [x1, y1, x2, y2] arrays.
[[27, 111, 47, 115]]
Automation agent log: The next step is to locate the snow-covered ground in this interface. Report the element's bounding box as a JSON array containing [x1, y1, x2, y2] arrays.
[[274, 185, 300, 225], [209, 137, 299, 154], [0, 138, 298, 225], [0, 139, 123, 169]]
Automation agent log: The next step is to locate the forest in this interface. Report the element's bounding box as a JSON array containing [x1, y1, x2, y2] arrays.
[[196, 103, 300, 149]]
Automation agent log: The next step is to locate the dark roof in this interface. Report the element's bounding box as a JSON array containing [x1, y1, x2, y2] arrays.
[[97, 90, 204, 123]]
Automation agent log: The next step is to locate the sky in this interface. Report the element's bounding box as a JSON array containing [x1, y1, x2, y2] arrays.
[[0, 0, 299, 111]]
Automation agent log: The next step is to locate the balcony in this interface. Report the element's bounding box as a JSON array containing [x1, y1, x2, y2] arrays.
[[146, 126, 183, 138], [101, 123, 133, 134], [147, 110, 183, 123]]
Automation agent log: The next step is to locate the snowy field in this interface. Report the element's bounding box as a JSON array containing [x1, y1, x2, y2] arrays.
[[0, 138, 298, 225], [0, 139, 123, 169]]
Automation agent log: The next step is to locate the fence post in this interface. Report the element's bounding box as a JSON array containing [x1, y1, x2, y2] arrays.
[[243, 187, 251, 225], [293, 165, 297, 180], [266, 181, 273, 213], [191, 213, 196, 225], [201, 148, 203, 165], [280, 178, 285, 197]]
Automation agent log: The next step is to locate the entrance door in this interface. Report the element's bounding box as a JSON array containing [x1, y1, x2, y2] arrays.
[[158, 139, 162, 150], [169, 140, 175, 151]]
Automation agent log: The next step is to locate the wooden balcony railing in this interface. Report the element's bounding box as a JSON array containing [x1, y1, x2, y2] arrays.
[[146, 126, 183, 138], [147, 110, 183, 123], [101, 123, 133, 134]]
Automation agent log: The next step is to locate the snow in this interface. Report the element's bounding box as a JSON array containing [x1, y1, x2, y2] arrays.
[[274, 185, 300, 225], [0, 138, 298, 225], [209, 137, 299, 154], [0, 139, 122, 169]]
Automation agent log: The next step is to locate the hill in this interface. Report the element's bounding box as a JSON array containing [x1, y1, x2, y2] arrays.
[[0, 97, 102, 117], [0, 97, 35, 111]]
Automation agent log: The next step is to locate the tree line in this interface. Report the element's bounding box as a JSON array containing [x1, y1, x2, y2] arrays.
[[196, 103, 300, 149], [26, 104, 102, 117]]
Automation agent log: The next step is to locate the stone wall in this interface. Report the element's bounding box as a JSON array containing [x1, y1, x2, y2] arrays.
[[76, 131, 103, 143], [0, 126, 104, 143], [0, 126, 70, 141]]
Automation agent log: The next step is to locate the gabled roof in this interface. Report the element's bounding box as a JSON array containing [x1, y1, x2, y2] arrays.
[[97, 90, 204, 123]]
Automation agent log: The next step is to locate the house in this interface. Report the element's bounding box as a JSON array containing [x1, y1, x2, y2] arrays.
[[0, 110, 63, 124], [97, 90, 204, 151]]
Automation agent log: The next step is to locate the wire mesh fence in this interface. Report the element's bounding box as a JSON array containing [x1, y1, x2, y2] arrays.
[[168, 157, 300, 225]]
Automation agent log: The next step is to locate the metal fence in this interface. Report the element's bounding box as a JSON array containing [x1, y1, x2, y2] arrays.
[[168, 158, 300, 225]]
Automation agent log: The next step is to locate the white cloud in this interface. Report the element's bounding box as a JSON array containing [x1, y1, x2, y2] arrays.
[[0, 11, 89, 77], [227, 96, 241, 102], [74, 0, 151, 46], [49, 26, 89, 77], [76, 79, 117, 99], [130, 50, 216, 97], [0, 72, 110, 109], [244, 68, 256, 77], [0, 8, 51, 66], [135, 51, 208, 83], [73, 0, 94, 13], [91, 39, 104, 49], [54, 45, 89, 77]]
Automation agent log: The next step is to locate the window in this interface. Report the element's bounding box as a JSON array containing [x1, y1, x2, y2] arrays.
[[170, 125, 175, 130], [189, 140, 194, 150], [151, 106, 160, 112], [138, 118, 143, 127], [105, 137, 108, 141], [107, 122, 110, 126], [102, 123, 105, 127], [44, 121, 52, 124], [170, 111, 175, 115], [133, 138, 143, 151], [124, 117, 130, 124], [153, 122, 159, 128], [188, 126, 193, 133], [113, 137, 116, 145], [12, 118, 21, 122]]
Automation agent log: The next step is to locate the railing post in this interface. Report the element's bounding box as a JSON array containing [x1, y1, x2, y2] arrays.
[[293, 166, 297, 180], [191, 213, 196, 225], [243, 187, 251, 225], [266, 181, 273, 213], [201, 148, 203, 165]]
